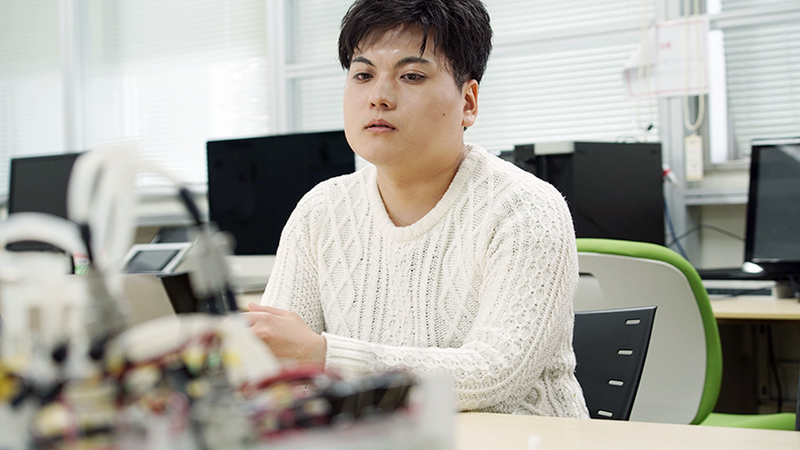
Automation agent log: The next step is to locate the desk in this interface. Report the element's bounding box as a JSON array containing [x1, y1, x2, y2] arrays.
[[244, 291, 800, 321], [238, 291, 797, 413], [708, 296, 800, 414], [243, 293, 800, 320], [456, 413, 800, 450], [710, 295, 800, 321]]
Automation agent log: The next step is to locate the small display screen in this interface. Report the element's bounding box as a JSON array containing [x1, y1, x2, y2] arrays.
[[123, 249, 180, 273]]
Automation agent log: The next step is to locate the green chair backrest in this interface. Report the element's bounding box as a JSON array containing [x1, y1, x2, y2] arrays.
[[575, 238, 722, 424]]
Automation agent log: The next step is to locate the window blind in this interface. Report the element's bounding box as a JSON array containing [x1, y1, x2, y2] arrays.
[[287, 0, 660, 154], [469, 41, 659, 153], [0, 1, 63, 198], [290, 0, 353, 65], [82, 0, 270, 187], [487, 0, 649, 36], [722, 0, 796, 10], [285, 0, 352, 132], [718, 1, 800, 156]]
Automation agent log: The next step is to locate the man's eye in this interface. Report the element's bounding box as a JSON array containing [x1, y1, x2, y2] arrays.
[[354, 73, 372, 81]]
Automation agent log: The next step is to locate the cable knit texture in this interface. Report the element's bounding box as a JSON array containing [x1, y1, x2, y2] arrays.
[[261, 144, 588, 417]]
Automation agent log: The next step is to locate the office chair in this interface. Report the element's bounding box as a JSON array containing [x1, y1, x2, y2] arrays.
[[573, 306, 657, 420], [574, 238, 722, 424], [699, 362, 798, 430]]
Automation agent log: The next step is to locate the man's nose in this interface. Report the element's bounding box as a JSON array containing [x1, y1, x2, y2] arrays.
[[368, 77, 396, 109]]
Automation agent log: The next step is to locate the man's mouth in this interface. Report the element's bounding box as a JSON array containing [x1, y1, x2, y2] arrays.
[[366, 120, 396, 130]]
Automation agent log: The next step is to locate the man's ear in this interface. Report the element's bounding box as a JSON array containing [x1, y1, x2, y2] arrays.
[[461, 79, 479, 129]]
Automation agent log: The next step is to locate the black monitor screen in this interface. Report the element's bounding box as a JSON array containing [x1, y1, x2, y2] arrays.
[[7, 153, 82, 252], [207, 130, 355, 255], [8, 153, 81, 218], [744, 139, 800, 277]]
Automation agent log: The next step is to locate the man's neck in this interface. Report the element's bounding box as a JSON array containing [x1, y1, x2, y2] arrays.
[[376, 146, 468, 227]]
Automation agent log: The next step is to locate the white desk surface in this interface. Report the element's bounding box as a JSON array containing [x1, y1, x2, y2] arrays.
[[709, 295, 800, 321], [456, 412, 800, 450]]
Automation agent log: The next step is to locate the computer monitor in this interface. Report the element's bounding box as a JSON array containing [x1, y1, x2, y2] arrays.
[[8, 153, 81, 218], [744, 138, 800, 298], [7, 152, 82, 251], [207, 130, 355, 255]]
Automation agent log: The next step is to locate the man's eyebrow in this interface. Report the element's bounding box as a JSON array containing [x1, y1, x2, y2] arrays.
[[395, 56, 430, 68], [350, 55, 431, 68], [351, 56, 373, 66]]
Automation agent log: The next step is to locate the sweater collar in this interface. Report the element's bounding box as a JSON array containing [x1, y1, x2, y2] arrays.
[[367, 144, 483, 242]]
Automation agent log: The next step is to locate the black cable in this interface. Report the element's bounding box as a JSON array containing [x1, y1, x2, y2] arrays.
[[177, 186, 238, 315], [69, 251, 76, 274], [666, 224, 745, 249], [178, 188, 204, 226], [698, 225, 745, 242], [663, 195, 688, 258], [668, 225, 700, 247], [766, 325, 783, 412], [78, 223, 95, 265]]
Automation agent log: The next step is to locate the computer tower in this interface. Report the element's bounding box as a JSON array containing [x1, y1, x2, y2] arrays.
[[513, 141, 665, 245]]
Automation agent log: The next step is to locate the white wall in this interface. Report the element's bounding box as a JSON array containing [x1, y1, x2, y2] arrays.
[[690, 165, 750, 269], [698, 204, 747, 269]]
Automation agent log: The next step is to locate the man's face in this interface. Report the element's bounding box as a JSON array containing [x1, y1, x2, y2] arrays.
[[343, 26, 477, 173]]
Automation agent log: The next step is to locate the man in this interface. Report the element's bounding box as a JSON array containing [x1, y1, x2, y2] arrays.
[[245, 0, 588, 417]]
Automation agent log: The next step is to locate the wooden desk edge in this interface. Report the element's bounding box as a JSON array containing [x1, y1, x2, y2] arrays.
[[710, 296, 800, 321], [456, 412, 800, 450]]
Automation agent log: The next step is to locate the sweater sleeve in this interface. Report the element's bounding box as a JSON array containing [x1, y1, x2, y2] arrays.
[[260, 190, 326, 335], [323, 187, 584, 415]]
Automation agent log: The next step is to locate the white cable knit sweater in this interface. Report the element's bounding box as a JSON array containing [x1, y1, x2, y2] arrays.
[[261, 144, 588, 417]]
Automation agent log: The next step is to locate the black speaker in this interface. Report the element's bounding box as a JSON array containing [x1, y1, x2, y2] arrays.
[[514, 141, 664, 245]]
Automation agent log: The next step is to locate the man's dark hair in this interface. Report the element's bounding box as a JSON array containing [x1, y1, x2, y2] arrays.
[[338, 0, 493, 87]]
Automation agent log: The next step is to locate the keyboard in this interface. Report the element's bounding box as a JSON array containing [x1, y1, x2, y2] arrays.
[[697, 267, 770, 281], [704, 287, 774, 297], [702, 279, 776, 297]]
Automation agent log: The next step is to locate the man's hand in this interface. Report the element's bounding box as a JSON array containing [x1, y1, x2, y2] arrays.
[[243, 303, 327, 363]]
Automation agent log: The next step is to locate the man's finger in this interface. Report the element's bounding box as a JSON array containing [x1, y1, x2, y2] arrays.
[[247, 302, 285, 314], [239, 311, 262, 326]]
